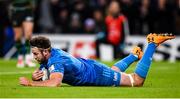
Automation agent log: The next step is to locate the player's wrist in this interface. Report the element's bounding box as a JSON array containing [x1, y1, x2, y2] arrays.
[[28, 80, 32, 86]]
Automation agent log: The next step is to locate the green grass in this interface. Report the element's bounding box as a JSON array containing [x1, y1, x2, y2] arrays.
[[0, 59, 180, 98]]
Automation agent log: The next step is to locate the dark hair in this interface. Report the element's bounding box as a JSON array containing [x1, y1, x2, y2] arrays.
[[30, 36, 51, 49]]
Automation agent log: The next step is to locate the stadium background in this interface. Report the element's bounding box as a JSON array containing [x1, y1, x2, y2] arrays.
[[0, 0, 180, 62], [0, 0, 180, 98]]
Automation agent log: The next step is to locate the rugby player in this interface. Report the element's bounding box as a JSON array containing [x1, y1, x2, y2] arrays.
[[19, 33, 175, 87], [10, 0, 36, 67]]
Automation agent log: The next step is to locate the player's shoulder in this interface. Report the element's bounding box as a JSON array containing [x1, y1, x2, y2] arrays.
[[48, 48, 73, 65], [51, 48, 70, 56], [48, 48, 62, 64]]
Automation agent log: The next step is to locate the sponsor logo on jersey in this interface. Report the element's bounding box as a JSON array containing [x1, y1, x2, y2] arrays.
[[113, 72, 118, 81]]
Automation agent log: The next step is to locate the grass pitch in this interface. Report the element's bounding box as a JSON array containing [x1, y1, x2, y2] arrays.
[[0, 59, 180, 98]]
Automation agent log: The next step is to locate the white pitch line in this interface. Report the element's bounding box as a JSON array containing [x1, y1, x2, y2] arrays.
[[0, 71, 32, 75]]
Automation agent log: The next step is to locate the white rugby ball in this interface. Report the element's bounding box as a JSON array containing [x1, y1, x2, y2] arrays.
[[41, 68, 49, 81]]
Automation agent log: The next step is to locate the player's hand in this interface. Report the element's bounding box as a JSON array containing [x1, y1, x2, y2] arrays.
[[32, 69, 44, 81], [19, 77, 31, 86]]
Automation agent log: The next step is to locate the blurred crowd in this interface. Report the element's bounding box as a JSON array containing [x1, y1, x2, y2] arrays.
[[37, 0, 180, 35], [0, 0, 180, 61], [1, 0, 180, 35]]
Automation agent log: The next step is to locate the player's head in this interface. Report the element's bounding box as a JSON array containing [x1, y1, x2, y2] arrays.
[[29, 36, 51, 63], [108, 1, 121, 16]]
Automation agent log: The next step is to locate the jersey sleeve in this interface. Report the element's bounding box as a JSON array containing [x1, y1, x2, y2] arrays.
[[48, 63, 64, 74], [39, 64, 45, 70]]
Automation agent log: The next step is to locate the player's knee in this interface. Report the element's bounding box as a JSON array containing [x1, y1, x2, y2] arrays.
[[120, 73, 144, 87], [133, 80, 144, 87], [132, 73, 144, 87]]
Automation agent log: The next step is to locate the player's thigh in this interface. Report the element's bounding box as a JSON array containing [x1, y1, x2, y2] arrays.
[[23, 21, 33, 39], [10, 10, 23, 41], [23, 9, 34, 39], [13, 27, 23, 41]]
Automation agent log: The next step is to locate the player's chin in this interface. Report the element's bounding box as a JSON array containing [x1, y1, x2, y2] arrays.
[[38, 61, 43, 64], [36, 59, 45, 64], [35, 60, 41, 64]]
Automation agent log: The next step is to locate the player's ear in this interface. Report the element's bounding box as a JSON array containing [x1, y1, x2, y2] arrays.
[[43, 49, 49, 56]]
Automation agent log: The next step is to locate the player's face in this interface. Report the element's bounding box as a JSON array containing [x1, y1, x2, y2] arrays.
[[108, 1, 120, 15], [31, 47, 46, 64]]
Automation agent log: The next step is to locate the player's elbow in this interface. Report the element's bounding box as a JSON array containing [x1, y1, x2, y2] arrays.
[[49, 82, 61, 87]]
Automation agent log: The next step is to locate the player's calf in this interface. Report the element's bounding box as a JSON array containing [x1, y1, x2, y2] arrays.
[[112, 46, 143, 72]]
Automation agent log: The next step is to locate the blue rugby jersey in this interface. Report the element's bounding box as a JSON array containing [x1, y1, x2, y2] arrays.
[[39, 48, 120, 86]]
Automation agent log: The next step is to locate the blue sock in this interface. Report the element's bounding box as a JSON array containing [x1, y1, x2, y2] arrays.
[[114, 54, 138, 72], [135, 43, 156, 78]]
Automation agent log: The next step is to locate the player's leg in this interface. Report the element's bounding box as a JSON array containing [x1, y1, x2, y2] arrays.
[[111, 46, 143, 72], [23, 21, 36, 67], [14, 26, 24, 68], [120, 42, 156, 87], [119, 33, 175, 87], [23, 10, 36, 67], [11, 9, 25, 67], [23, 21, 33, 54]]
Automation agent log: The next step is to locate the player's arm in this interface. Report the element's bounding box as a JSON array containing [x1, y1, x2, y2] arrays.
[[122, 16, 130, 36], [19, 72, 63, 87]]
